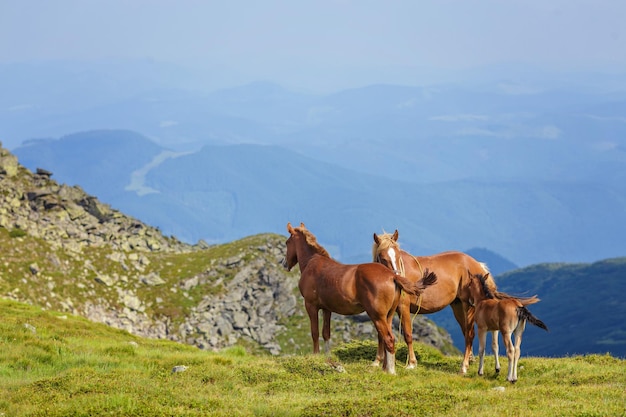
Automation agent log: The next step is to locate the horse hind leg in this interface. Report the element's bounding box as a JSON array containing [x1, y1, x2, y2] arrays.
[[491, 330, 500, 374], [372, 332, 384, 368], [502, 329, 516, 383], [372, 317, 396, 375], [511, 320, 526, 382], [322, 309, 332, 354]]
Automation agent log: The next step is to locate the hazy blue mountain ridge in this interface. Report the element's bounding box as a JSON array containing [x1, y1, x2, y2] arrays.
[[6, 66, 626, 266], [13, 129, 626, 267]]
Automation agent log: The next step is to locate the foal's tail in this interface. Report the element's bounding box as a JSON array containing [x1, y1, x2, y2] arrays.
[[495, 291, 541, 306], [394, 268, 437, 296], [518, 306, 549, 331]]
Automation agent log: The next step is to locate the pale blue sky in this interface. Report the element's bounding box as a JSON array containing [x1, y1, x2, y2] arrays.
[[1, 0, 625, 91]]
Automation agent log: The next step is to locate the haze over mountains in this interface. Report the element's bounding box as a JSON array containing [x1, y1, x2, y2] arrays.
[[4, 61, 626, 268]]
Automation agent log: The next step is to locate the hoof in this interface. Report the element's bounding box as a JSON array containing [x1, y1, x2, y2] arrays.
[[405, 363, 416, 370], [508, 379, 517, 384], [371, 360, 380, 367], [495, 368, 500, 374]]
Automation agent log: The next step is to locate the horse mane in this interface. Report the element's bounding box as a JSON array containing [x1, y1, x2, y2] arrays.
[[299, 227, 331, 258], [476, 265, 541, 304], [372, 232, 405, 275], [372, 232, 397, 260], [478, 263, 500, 296], [476, 273, 496, 299]]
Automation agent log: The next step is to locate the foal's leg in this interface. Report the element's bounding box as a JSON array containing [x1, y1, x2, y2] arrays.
[[491, 330, 500, 374], [322, 309, 332, 354], [304, 302, 320, 353], [501, 329, 516, 383], [511, 320, 526, 382], [477, 327, 487, 376]]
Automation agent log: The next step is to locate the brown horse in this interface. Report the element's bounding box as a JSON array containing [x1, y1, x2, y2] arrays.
[[282, 223, 437, 374], [372, 230, 505, 374], [469, 272, 548, 383]]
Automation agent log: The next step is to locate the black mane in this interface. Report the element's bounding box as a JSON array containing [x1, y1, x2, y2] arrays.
[[477, 273, 495, 299]]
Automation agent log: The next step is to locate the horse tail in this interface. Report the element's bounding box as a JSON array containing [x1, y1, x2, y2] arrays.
[[496, 291, 541, 305], [518, 306, 549, 331], [519, 295, 541, 306], [472, 261, 541, 305], [393, 269, 437, 296]]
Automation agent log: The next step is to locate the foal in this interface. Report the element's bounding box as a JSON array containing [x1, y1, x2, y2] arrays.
[[469, 272, 548, 383]]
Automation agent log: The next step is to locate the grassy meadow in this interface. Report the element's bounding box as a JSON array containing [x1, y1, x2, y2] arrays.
[[1, 298, 624, 417]]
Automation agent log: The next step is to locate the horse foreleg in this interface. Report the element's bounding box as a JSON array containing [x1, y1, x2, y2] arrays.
[[322, 309, 332, 354], [305, 302, 320, 353], [492, 330, 500, 374], [399, 298, 417, 369], [477, 327, 487, 376], [453, 301, 475, 374]]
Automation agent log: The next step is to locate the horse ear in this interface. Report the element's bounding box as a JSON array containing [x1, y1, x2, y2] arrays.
[[392, 230, 399, 241], [300, 222, 306, 229], [373, 233, 380, 244], [287, 223, 294, 234]]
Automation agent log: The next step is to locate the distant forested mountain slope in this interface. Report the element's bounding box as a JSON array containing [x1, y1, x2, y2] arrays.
[[494, 257, 626, 358], [430, 258, 626, 358]]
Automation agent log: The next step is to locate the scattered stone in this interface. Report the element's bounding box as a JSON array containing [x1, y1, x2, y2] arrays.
[[140, 272, 165, 286], [36, 168, 53, 178], [23, 323, 36, 333], [171, 365, 188, 373]]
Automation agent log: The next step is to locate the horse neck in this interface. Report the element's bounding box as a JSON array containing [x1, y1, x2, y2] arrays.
[[402, 251, 423, 276], [469, 280, 490, 305], [295, 241, 324, 270]]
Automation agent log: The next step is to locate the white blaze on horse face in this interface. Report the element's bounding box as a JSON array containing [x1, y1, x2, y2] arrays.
[[386, 247, 398, 273]]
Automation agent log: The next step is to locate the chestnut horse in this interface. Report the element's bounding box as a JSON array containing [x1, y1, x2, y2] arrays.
[[372, 230, 502, 374], [469, 272, 548, 383], [282, 223, 437, 374]]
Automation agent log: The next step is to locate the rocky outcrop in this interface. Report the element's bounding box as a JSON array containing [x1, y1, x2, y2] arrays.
[[0, 142, 192, 254]]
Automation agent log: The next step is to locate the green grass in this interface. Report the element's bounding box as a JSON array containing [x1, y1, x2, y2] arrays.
[[1, 299, 624, 416]]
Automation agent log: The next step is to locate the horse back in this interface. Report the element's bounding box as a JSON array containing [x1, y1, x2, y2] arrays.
[[299, 256, 395, 315], [401, 250, 487, 308]]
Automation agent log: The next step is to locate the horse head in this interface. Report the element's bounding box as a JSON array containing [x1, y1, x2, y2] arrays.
[[283, 222, 329, 271], [372, 230, 404, 275], [468, 271, 494, 305], [282, 222, 301, 271]]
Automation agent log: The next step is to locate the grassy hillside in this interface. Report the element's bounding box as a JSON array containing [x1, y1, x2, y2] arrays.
[[1, 298, 624, 416]]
